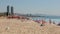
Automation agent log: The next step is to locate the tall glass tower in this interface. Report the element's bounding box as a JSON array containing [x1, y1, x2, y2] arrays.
[[11, 6, 14, 15], [7, 5, 9, 16]]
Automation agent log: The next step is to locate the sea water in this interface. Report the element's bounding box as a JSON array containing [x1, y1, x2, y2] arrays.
[[32, 17, 60, 24]]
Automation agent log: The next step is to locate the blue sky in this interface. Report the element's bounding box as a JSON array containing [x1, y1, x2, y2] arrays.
[[0, 0, 60, 16]]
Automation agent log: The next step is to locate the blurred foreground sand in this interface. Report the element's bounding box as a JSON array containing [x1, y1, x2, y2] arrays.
[[0, 18, 60, 34]]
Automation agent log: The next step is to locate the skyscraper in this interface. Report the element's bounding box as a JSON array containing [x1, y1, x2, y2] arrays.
[[7, 5, 9, 16], [11, 6, 14, 15]]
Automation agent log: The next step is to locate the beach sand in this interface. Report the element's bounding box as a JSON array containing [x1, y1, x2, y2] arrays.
[[0, 18, 60, 34]]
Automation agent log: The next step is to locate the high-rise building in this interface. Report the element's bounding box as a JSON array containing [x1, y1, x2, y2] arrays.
[[11, 6, 14, 15], [7, 5, 9, 16]]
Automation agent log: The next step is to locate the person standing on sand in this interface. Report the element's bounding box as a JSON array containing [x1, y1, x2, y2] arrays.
[[49, 19, 52, 24], [53, 21, 55, 24]]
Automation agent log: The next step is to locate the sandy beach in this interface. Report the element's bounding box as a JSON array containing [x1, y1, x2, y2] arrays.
[[0, 17, 60, 34]]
